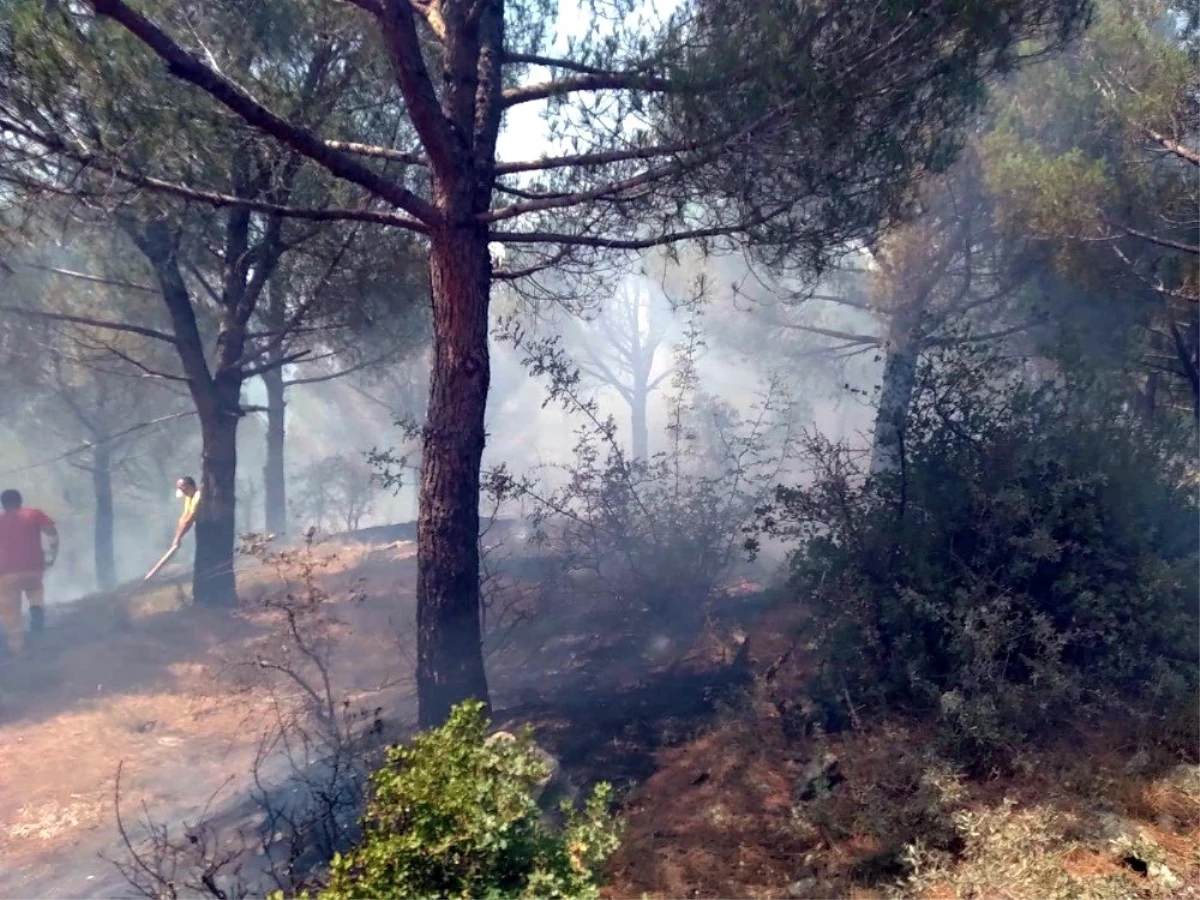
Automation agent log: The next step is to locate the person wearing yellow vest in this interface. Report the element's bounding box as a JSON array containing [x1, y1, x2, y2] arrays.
[[173, 475, 201, 550], [145, 475, 201, 582]]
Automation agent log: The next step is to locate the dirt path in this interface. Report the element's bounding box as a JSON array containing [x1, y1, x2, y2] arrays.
[[0, 537, 752, 898], [0, 540, 422, 899]]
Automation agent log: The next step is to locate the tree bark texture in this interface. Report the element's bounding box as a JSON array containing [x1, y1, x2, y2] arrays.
[[92, 443, 116, 591], [869, 309, 921, 477], [194, 382, 241, 606], [407, 0, 505, 727], [1168, 320, 1200, 423], [263, 362, 287, 535], [1140, 369, 1159, 422], [416, 225, 493, 728], [630, 381, 650, 461]]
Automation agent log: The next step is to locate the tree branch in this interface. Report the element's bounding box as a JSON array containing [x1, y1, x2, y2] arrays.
[[323, 139, 428, 167], [0, 410, 197, 476], [577, 357, 633, 402], [52, 381, 99, 434], [21, 263, 157, 294], [86, 0, 439, 223], [1168, 321, 1200, 418], [492, 84, 801, 192], [482, 154, 691, 223], [491, 246, 571, 280], [501, 71, 673, 108], [0, 303, 178, 345], [502, 52, 624, 76], [242, 349, 312, 379], [487, 99, 801, 226], [234, 221, 365, 372], [489, 206, 784, 248], [127, 217, 216, 390], [495, 142, 701, 175], [283, 346, 401, 387], [1119, 224, 1200, 255], [647, 367, 674, 390], [769, 319, 882, 346], [64, 331, 190, 383], [1142, 127, 1200, 167], [375, 0, 459, 173], [0, 119, 427, 230], [926, 319, 1042, 347]]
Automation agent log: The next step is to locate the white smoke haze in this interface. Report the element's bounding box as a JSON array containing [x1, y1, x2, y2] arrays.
[[0, 233, 889, 608]]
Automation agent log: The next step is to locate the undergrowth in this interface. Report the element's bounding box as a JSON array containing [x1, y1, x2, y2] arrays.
[[755, 344, 1199, 772], [316, 701, 622, 900]]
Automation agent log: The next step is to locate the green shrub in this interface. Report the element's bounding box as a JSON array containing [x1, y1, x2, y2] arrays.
[[319, 701, 622, 900], [759, 347, 1199, 770]]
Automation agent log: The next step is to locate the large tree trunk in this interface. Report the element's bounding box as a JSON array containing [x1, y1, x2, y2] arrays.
[[92, 442, 116, 591], [263, 363, 287, 535], [1139, 369, 1159, 422], [869, 347, 918, 476], [134, 219, 242, 607], [416, 225, 492, 728], [869, 311, 921, 476], [194, 378, 241, 606], [630, 381, 649, 460], [1168, 320, 1200, 423]]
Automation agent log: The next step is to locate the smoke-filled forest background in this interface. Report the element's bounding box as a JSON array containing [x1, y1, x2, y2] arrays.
[[0, 0, 1194, 897]]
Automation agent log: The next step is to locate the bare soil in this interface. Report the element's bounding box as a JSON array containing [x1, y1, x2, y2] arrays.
[[603, 604, 1200, 900], [0, 536, 751, 898], [2, 541, 1194, 900], [0, 539, 422, 898]]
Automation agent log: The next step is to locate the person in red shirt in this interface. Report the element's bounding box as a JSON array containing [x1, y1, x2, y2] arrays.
[[0, 489, 59, 653]]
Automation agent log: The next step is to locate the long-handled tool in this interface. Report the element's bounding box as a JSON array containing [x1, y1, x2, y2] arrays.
[[143, 542, 180, 581]]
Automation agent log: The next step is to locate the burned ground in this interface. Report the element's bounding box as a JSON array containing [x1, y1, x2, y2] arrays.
[[0, 539, 417, 898], [605, 605, 1200, 900], [0, 538, 1195, 900], [0, 534, 752, 897]]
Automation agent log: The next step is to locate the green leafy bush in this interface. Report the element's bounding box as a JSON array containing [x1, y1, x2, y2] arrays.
[[319, 701, 621, 900], [758, 347, 1199, 770]]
